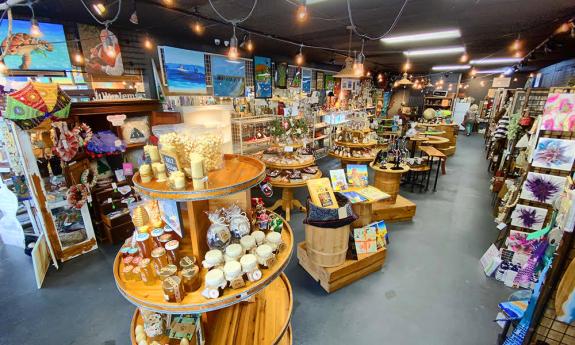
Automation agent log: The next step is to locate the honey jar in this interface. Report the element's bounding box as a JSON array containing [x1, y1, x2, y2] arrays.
[[240, 235, 257, 254], [158, 233, 173, 248], [202, 249, 224, 270], [132, 256, 142, 267], [127, 247, 139, 257], [159, 264, 178, 281], [224, 243, 244, 262], [162, 276, 185, 303], [122, 265, 135, 280], [163, 225, 181, 241], [265, 231, 284, 253], [122, 256, 134, 266], [223, 261, 245, 289], [202, 268, 227, 299], [179, 256, 197, 270], [132, 266, 142, 282], [135, 233, 153, 258], [252, 230, 265, 246], [181, 265, 201, 292], [138, 258, 156, 286], [119, 246, 131, 257], [240, 254, 262, 282], [164, 240, 180, 265], [151, 247, 169, 275], [150, 228, 164, 247], [255, 244, 276, 268]]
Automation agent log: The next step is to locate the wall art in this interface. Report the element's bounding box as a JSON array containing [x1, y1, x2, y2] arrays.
[[160, 46, 207, 94], [78, 24, 123, 76], [531, 138, 575, 171], [510, 204, 548, 231], [520, 172, 567, 205], [253, 56, 272, 98], [275, 62, 288, 89], [316, 71, 325, 90], [211, 55, 245, 97], [541, 93, 575, 132]]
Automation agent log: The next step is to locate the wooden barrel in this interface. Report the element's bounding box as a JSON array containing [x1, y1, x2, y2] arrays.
[[351, 203, 372, 228], [304, 224, 349, 267], [374, 171, 401, 203]]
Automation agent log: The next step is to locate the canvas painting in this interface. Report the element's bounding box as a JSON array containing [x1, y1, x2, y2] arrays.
[[160, 46, 207, 94], [541, 93, 575, 132], [316, 71, 325, 90], [275, 62, 288, 89], [302, 68, 312, 94], [78, 24, 123, 76], [520, 172, 566, 205], [291, 67, 301, 88], [254, 56, 272, 98], [211, 55, 245, 97], [346, 164, 368, 187], [0, 20, 72, 71], [325, 75, 335, 92], [511, 204, 548, 231], [531, 138, 575, 171], [353, 226, 377, 255]]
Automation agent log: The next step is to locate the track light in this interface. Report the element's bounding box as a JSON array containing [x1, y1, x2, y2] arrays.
[[228, 25, 239, 60], [296, 0, 308, 22], [295, 44, 304, 65]]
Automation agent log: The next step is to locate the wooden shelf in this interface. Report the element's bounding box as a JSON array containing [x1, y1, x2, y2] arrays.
[[369, 162, 410, 174], [133, 154, 266, 201], [334, 140, 377, 148], [126, 142, 146, 150], [312, 134, 328, 141], [130, 274, 293, 345], [114, 211, 294, 313], [263, 159, 315, 170], [328, 152, 375, 162], [269, 171, 322, 188]]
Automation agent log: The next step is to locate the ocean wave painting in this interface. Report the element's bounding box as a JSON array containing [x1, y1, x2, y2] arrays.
[[0, 20, 72, 71], [254, 55, 272, 98], [211, 55, 245, 97], [302, 68, 312, 94], [160, 46, 207, 94]]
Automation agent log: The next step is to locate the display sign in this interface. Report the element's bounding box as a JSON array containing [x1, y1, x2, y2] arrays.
[[160, 150, 182, 174], [492, 77, 511, 88], [106, 114, 126, 126]]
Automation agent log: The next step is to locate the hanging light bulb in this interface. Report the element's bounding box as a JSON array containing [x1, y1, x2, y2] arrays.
[[557, 22, 571, 34], [246, 37, 254, 52], [144, 36, 153, 50], [74, 52, 84, 64], [228, 25, 239, 60], [192, 21, 204, 35], [296, 0, 308, 22], [93, 3, 106, 16], [28, 4, 42, 38], [355, 39, 366, 75], [512, 37, 521, 51], [366, 71, 371, 77], [459, 53, 468, 63], [162, 0, 173, 6], [295, 44, 304, 65], [403, 60, 411, 71]]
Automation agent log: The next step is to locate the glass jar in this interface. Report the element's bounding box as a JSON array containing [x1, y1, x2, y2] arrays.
[[240, 235, 257, 254], [122, 256, 134, 266], [207, 222, 231, 251], [255, 244, 276, 268], [122, 265, 135, 280], [202, 249, 224, 270], [163, 225, 181, 241], [228, 213, 251, 241], [151, 247, 169, 275], [138, 258, 156, 286], [202, 268, 226, 299], [131, 266, 142, 282], [223, 261, 245, 289], [135, 233, 153, 258], [131, 256, 142, 267], [127, 247, 139, 257], [181, 265, 201, 292], [240, 254, 262, 282], [150, 228, 164, 247], [162, 276, 185, 303], [119, 246, 131, 257], [158, 233, 173, 248], [179, 256, 197, 270], [265, 232, 284, 253], [252, 231, 265, 246], [224, 244, 244, 262], [164, 240, 180, 265], [159, 264, 178, 281]]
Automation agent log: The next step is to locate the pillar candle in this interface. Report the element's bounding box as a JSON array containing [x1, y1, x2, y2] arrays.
[[144, 145, 160, 163], [139, 164, 152, 183]]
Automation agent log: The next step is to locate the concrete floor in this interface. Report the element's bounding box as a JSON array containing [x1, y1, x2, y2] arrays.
[[0, 134, 511, 345]]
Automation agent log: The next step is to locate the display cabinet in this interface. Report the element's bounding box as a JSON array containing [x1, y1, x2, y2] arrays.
[[231, 115, 276, 155]]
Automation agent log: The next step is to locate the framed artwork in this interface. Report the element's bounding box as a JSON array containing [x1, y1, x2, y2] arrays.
[[160, 46, 207, 94], [302, 68, 312, 94], [253, 56, 272, 98], [211, 55, 246, 97], [291, 67, 301, 88], [78, 24, 123, 76], [316, 71, 325, 90], [511, 204, 548, 231], [520, 172, 567, 205], [275, 62, 288, 89], [531, 138, 575, 171], [541, 93, 575, 132], [325, 75, 335, 92], [0, 20, 72, 71]]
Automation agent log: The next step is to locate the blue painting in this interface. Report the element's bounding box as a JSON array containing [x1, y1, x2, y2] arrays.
[[254, 56, 272, 98], [211, 55, 245, 97], [302, 68, 312, 94], [160, 46, 207, 94], [0, 20, 72, 71]]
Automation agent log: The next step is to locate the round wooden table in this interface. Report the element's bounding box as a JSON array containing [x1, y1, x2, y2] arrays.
[[369, 162, 410, 204], [269, 171, 322, 222]]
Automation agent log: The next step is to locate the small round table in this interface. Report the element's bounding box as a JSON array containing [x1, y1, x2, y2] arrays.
[[269, 171, 322, 222], [369, 162, 410, 204]]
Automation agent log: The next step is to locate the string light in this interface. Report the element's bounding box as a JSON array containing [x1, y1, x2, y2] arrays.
[[92, 3, 106, 16], [557, 22, 571, 34], [144, 36, 153, 50], [246, 38, 254, 52], [228, 25, 239, 60], [296, 0, 308, 22], [459, 53, 468, 63], [192, 21, 204, 35], [28, 4, 42, 38], [403, 60, 411, 71], [295, 44, 304, 65]]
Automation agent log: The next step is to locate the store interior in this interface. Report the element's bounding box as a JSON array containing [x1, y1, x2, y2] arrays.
[[0, 1, 574, 345]]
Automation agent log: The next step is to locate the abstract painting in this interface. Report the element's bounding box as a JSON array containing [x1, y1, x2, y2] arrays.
[[531, 138, 575, 171], [160, 46, 206, 94], [211, 55, 245, 97], [275, 62, 288, 89], [511, 204, 548, 231], [302, 68, 312, 94], [541, 93, 575, 132], [0, 20, 72, 71], [78, 24, 124, 76], [254, 56, 272, 98], [520, 172, 566, 205]]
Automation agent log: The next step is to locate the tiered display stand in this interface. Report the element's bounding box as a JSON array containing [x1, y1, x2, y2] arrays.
[[369, 163, 416, 223], [113, 154, 294, 345], [329, 134, 379, 168]]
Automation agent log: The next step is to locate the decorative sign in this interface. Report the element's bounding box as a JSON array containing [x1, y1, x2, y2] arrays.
[[492, 77, 511, 88], [161, 150, 182, 174], [106, 114, 126, 126], [94, 88, 144, 101]]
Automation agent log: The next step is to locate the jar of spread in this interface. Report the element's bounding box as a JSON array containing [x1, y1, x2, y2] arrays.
[[158, 264, 178, 281], [223, 261, 245, 289], [224, 243, 244, 262], [151, 247, 169, 275], [202, 268, 227, 299], [252, 230, 265, 246], [255, 244, 276, 268], [127, 247, 139, 257], [162, 276, 185, 303], [122, 265, 135, 280], [164, 240, 180, 265], [135, 233, 153, 258], [179, 256, 197, 270], [158, 233, 173, 248], [119, 246, 131, 257], [240, 254, 262, 282], [122, 256, 134, 266], [240, 235, 257, 254], [265, 232, 284, 253], [150, 228, 164, 247], [131, 266, 142, 282], [138, 258, 156, 286], [202, 249, 224, 270], [131, 256, 142, 267], [181, 265, 201, 292]]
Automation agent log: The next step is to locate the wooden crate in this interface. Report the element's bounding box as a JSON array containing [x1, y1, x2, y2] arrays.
[[297, 242, 386, 293], [371, 195, 416, 223]]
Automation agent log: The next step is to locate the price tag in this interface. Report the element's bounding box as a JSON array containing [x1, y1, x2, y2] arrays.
[[112, 182, 118, 190], [497, 223, 507, 231], [106, 114, 127, 126], [284, 146, 293, 153], [107, 197, 112, 204], [87, 195, 92, 203], [114, 139, 122, 147]]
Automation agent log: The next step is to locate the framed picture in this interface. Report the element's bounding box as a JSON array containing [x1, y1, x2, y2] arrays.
[[316, 71, 325, 90], [211, 55, 246, 97], [254, 56, 272, 98], [302, 68, 312, 94], [520, 172, 567, 205], [78, 24, 123, 76], [160, 46, 207, 94], [291, 67, 302, 88], [510, 204, 548, 231], [531, 138, 575, 171], [275, 62, 288, 89], [325, 75, 335, 92]]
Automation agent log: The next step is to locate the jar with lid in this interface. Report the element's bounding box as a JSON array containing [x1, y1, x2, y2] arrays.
[[164, 240, 180, 265], [138, 258, 157, 286], [131, 266, 142, 282], [150, 228, 164, 247], [159, 264, 178, 281], [206, 210, 231, 250], [240, 235, 257, 254], [135, 232, 153, 258], [122, 256, 134, 266], [179, 256, 197, 270], [251, 231, 265, 246], [151, 247, 169, 275], [240, 254, 262, 282], [143, 319, 164, 342], [163, 225, 181, 241], [224, 244, 244, 262], [202, 249, 224, 270], [127, 247, 139, 257], [158, 233, 173, 248], [265, 232, 284, 253], [223, 261, 245, 289], [202, 268, 227, 299], [255, 244, 276, 268], [122, 265, 135, 280], [162, 276, 185, 302], [119, 246, 131, 257], [132, 256, 142, 267], [181, 265, 201, 292], [225, 205, 251, 241]]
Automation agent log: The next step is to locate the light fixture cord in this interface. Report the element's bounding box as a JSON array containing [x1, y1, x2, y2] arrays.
[[80, 0, 123, 27], [347, 0, 408, 40], [208, 0, 258, 25]]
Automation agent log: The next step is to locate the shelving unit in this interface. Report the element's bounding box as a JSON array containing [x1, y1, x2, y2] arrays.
[[114, 154, 294, 344], [311, 110, 330, 160], [231, 115, 276, 155], [522, 88, 550, 118], [423, 96, 454, 111]]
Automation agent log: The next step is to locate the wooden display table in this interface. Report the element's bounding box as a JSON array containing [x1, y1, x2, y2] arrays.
[[408, 136, 429, 157], [423, 135, 450, 147], [369, 163, 416, 223], [328, 152, 375, 168], [339, 186, 390, 228], [416, 123, 458, 156], [269, 170, 322, 222]]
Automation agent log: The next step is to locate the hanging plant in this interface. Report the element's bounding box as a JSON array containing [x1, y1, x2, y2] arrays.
[[507, 112, 522, 141]]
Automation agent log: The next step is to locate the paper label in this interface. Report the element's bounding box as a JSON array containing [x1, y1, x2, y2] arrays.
[[230, 277, 246, 289], [497, 223, 507, 231], [284, 146, 294, 153], [114, 139, 122, 147], [112, 182, 118, 190], [107, 114, 127, 126]]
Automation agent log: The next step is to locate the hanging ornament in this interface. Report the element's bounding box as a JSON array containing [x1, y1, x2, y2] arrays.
[[66, 184, 90, 209], [52, 121, 80, 162]]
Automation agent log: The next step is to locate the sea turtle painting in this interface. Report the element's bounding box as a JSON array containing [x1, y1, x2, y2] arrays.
[[1, 33, 53, 69]]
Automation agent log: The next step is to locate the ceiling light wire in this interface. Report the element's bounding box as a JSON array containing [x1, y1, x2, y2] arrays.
[[80, 0, 122, 27], [208, 0, 258, 25], [346, 0, 409, 41]]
